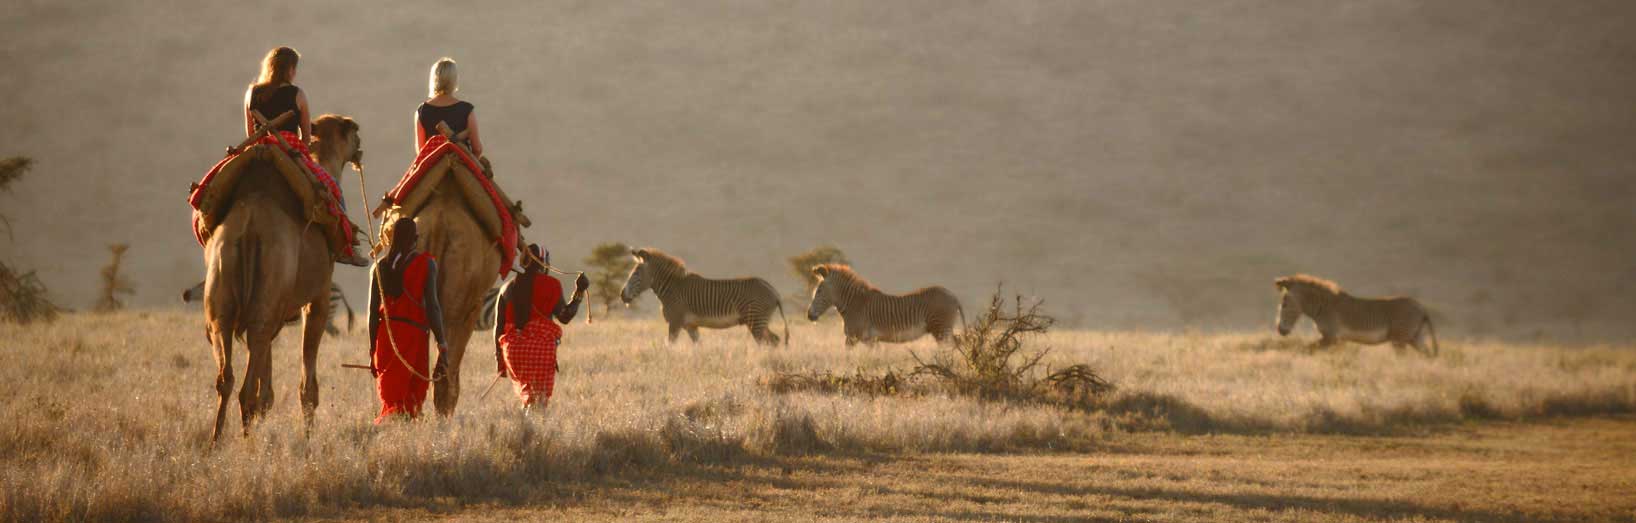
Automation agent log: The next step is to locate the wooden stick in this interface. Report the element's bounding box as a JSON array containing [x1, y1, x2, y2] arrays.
[[227, 110, 294, 155], [478, 374, 502, 401], [341, 363, 374, 371]]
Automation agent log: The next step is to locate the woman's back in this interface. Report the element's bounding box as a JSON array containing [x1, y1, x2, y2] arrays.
[[249, 84, 301, 133], [417, 100, 473, 139]]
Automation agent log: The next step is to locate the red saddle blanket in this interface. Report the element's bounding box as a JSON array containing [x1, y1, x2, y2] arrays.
[[385, 135, 518, 275], [188, 131, 355, 256]]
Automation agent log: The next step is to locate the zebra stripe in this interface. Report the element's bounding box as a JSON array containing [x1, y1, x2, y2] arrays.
[[620, 248, 788, 346], [807, 264, 961, 346]]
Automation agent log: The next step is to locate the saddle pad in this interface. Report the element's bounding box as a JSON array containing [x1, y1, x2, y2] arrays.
[[383, 135, 518, 274], [189, 136, 352, 255]]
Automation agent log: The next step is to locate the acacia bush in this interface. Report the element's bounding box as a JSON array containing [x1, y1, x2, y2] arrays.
[[584, 242, 637, 316]]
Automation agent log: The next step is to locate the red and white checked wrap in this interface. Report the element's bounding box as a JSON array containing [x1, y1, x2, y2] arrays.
[[500, 319, 562, 406]]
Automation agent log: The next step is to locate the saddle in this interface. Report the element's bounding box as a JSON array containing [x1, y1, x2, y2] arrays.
[[189, 139, 354, 256], [376, 132, 525, 275]]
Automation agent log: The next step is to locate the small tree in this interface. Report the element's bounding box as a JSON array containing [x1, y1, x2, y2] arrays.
[[93, 244, 134, 312], [584, 242, 637, 316], [787, 245, 849, 293], [0, 156, 61, 324]]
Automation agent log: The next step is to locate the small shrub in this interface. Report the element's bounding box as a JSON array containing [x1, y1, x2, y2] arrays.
[[786, 245, 848, 294], [0, 263, 61, 324], [583, 242, 637, 316], [911, 289, 1113, 410]]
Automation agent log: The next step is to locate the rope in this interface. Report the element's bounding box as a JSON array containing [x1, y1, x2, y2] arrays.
[[515, 245, 590, 324], [357, 160, 439, 383]]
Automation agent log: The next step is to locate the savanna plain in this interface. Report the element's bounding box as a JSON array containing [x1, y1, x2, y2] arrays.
[[4, 311, 1635, 522]]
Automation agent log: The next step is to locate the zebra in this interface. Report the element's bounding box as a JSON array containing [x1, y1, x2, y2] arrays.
[[619, 248, 788, 345], [181, 281, 355, 336], [1275, 274, 1440, 357], [805, 264, 962, 346]]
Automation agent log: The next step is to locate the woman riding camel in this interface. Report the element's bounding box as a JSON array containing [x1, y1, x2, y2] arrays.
[[414, 58, 486, 162], [494, 244, 589, 411], [243, 46, 368, 266], [367, 217, 449, 423]]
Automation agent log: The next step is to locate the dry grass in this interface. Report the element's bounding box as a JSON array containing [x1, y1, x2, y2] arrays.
[[2, 311, 1634, 521]]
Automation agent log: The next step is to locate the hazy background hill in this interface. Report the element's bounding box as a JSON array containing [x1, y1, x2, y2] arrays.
[[2, 0, 1632, 341]]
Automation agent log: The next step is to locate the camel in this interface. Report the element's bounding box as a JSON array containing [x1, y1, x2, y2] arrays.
[[201, 115, 361, 443], [380, 177, 502, 417]]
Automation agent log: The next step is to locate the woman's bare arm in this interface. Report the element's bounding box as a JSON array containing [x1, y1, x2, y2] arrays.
[[466, 110, 483, 157], [295, 89, 313, 144], [243, 87, 256, 137], [414, 111, 428, 152]]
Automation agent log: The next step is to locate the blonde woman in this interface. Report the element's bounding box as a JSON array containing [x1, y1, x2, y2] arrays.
[[414, 58, 484, 157]]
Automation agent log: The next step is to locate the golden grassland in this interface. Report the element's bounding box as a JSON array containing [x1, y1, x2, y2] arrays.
[[3, 311, 1635, 522]]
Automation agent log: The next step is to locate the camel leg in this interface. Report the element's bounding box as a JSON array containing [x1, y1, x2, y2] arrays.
[[209, 327, 235, 446], [298, 299, 329, 434], [239, 328, 276, 434], [432, 322, 471, 418]]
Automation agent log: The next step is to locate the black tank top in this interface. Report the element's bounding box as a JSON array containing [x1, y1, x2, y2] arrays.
[[249, 84, 301, 134], [417, 101, 473, 140]]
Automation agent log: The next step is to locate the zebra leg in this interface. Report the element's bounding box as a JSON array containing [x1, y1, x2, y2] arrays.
[[686, 326, 701, 343], [1411, 326, 1436, 358], [667, 322, 683, 344]]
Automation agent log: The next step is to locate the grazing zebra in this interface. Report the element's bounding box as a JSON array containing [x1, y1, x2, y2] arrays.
[[619, 248, 788, 345], [806, 264, 962, 346], [1275, 274, 1439, 357], [181, 281, 355, 336]]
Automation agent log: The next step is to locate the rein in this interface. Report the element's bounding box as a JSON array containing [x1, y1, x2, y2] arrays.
[[357, 159, 440, 383]]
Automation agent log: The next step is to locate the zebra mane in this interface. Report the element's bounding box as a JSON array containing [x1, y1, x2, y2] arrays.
[[815, 264, 879, 293], [635, 248, 689, 280], [1275, 273, 1342, 297]]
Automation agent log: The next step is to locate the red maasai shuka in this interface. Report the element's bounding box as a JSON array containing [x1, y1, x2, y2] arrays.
[[385, 135, 517, 274], [499, 275, 564, 406], [188, 131, 355, 256], [373, 252, 436, 423]]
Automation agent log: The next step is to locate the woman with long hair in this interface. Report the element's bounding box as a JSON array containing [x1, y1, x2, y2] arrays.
[[494, 244, 588, 411], [367, 217, 449, 422], [244, 47, 311, 142], [242, 47, 368, 266]]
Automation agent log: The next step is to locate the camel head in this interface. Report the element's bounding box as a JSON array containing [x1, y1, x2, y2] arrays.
[[312, 114, 363, 171]]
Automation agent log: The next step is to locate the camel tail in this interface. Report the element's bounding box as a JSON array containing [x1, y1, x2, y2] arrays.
[[234, 235, 259, 340]]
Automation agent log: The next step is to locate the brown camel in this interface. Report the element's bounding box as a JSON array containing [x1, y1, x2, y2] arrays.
[[201, 115, 362, 443], [380, 177, 502, 417]]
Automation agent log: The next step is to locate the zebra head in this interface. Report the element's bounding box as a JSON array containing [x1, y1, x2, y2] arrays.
[[1274, 279, 1303, 336], [806, 265, 835, 321], [620, 249, 650, 304]]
